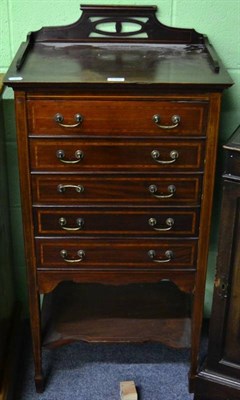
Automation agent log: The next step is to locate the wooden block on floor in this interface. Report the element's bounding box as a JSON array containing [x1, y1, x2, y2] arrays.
[[120, 381, 138, 400]]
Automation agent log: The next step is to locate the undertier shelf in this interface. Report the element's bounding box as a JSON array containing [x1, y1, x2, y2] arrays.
[[41, 281, 192, 349]]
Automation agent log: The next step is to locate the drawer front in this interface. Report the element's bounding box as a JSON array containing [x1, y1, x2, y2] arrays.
[[34, 207, 200, 237], [35, 239, 197, 270], [32, 175, 202, 205], [30, 139, 205, 172], [27, 99, 208, 137]]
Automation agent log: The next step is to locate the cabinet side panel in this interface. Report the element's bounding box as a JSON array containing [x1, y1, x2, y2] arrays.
[[190, 92, 222, 381], [14, 91, 43, 387]]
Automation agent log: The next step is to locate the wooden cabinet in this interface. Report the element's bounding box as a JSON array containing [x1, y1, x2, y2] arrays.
[[4, 5, 233, 393], [193, 125, 240, 400]]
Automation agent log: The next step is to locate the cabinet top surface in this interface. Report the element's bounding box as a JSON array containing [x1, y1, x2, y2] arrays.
[[4, 5, 233, 90]]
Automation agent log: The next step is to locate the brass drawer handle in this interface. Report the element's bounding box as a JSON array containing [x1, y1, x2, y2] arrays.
[[151, 149, 179, 164], [54, 113, 83, 128], [148, 249, 173, 263], [152, 114, 180, 129], [148, 217, 174, 231], [57, 184, 84, 193], [59, 217, 85, 231], [148, 184, 176, 199], [56, 149, 84, 164], [60, 249, 85, 263]]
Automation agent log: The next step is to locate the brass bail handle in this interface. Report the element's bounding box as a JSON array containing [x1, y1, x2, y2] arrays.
[[54, 113, 83, 128], [59, 217, 85, 231], [148, 217, 174, 231], [148, 249, 173, 263], [60, 249, 85, 263], [57, 184, 84, 193], [151, 149, 179, 164], [152, 114, 180, 129], [148, 184, 176, 199], [56, 149, 84, 164]]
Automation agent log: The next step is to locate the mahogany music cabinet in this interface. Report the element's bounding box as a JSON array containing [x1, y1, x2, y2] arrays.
[[4, 5, 233, 393]]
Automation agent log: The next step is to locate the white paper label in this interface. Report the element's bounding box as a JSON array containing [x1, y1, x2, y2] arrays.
[[107, 77, 125, 82], [8, 76, 23, 81]]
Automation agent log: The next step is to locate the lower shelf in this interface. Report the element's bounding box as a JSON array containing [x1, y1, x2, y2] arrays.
[[42, 281, 192, 349]]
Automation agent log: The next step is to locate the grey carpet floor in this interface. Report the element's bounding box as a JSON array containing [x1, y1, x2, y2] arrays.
[[14, 336, 196, 400]]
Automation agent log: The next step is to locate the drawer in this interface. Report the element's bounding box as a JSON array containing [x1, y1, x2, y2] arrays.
[[34, 207, 200, 237], [35, 238, 197, 270], [27, 99, 208, 137], [32, 175, 202, 205], [30, 139, 205, 172]]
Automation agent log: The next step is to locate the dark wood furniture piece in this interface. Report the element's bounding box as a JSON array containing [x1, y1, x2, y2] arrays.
[[0, 76, 16, 400], [193, 124, 240, 400], [4, 5, 233, 393]]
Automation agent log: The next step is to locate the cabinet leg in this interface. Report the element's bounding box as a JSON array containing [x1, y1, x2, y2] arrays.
[[29, 288, 44, 392], [190, 293, 202, 380], [35, 374, 45, 393]]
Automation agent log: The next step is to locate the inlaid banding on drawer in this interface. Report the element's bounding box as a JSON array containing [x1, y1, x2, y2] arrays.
[[29, 139, 205, 172], [27, 99, 208, 137], [32, 175, 202, 205], [35, 239, 197, 270], [34, 208, 200, 236]]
